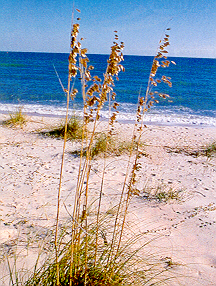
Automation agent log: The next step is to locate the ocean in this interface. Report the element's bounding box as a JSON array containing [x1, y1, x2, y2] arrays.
[[0, 51, 216, 126]]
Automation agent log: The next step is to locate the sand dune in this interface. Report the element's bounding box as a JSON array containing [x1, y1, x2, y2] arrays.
[[0, 113, 216, 285]]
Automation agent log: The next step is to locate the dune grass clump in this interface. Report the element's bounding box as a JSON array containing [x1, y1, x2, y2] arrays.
[[42, 116, 83, 140], [23, 211, 177, 286], [205, 142, 216, 157], [3, 9, 177, 286], [90, 132, 114, 157], [155, 188, 182, 202], [166, 142, 216, 158], [89, 132, 141, 157], [23, 218, 151, 286], [3, 107, 26, 127], [70, 132, 141, 157], [50, 13, 174, 285], [134, 184, 184, 203]]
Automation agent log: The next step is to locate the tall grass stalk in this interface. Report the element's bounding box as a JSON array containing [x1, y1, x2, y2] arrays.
[[106, 28, 175, 279], [54, 8, 80, 286]]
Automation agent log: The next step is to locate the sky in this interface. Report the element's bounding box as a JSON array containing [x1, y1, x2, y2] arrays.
[[0, 0, 216, 58]]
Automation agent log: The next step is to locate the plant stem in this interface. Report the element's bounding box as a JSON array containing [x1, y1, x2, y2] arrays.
[[54, 78, 71, 286]]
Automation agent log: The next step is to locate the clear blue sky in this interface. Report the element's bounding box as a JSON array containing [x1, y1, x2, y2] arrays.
[[1, 0, 216, 58]]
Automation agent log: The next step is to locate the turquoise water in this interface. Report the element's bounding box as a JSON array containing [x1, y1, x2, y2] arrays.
[[0, 51, 216, 126]]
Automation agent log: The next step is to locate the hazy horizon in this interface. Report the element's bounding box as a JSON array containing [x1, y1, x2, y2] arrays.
[[1, 50, 216, 60]]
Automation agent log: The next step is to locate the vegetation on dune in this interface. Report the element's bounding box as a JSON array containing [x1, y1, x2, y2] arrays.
[[1, 8, 181, 286], [51, 12, 174, 285], [41, 115, 84, 140], [136, 185, 185, 203], [70, 132, 145, 158], [165, 142, 216, 157], [2, 107, 26, 127], [205, 142, 216, 157]]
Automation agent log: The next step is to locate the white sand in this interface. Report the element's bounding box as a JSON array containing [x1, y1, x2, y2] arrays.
[[0, 113, 216, 285]]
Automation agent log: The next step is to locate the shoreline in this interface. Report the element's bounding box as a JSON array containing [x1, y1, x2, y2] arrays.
[[0, 108, 216, 129], [0, 114, 216, 285]]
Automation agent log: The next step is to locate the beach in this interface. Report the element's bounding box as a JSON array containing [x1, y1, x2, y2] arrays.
[[0, 113, 216, 285]]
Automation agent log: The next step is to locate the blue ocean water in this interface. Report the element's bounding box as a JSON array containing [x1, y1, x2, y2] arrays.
[[0, 51, 216, 126]]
